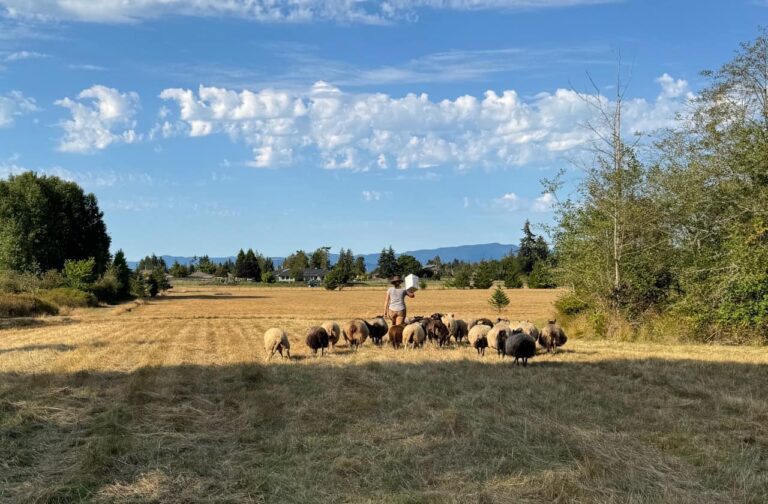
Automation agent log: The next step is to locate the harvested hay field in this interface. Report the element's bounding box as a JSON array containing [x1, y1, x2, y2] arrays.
[[1, 286, 767, 502]]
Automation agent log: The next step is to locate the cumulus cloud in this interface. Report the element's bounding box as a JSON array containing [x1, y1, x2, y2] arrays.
[[55, 85, 140, 153], [532, 192, 556, 212], [494, 192, 522, 211], [158, 75, 692, 170], [0, 90, 37, 127], [1, 0, 618, 24]]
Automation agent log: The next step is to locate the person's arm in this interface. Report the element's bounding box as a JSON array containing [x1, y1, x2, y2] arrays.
[[384, 291, 390, 315], [406, 289, 415, 298]]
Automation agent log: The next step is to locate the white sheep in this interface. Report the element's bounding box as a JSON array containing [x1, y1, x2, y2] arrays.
[[321, 321, 341, 348], [468, 324, 492, 356], [402, 322, 426, 350], [264, 327, 290, 360]]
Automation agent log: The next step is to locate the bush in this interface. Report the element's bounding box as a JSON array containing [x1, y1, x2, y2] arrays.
[[528, 260, 556, 288], [261, 271, 276, 283], [40, 269, 67, 290], [0, 293, 59, 317], [323, 268, 343, 290], [0, 270, 41, 293], [63, 258, 96, 291], [39, 288, 98, 308], [419, 280, 427, 290], [504, 272, 523, 289], [555, 293, 589, 316], [92, 271, 121, 304]]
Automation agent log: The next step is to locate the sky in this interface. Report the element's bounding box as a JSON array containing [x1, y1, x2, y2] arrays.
[[0, 1, 764, 260]]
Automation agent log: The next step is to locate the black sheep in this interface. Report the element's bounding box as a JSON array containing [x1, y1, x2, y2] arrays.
[[305, 326, 330, 356], [505, 329, 536, 366], [365, 317, 389, 346], [496, 328, 508, 357], [473, 335, 488, 356]]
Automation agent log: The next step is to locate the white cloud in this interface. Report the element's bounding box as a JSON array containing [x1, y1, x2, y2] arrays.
[[0, 90, 37, 127], [158, 75, 692, 170], [55, 85, 140, 153], [0, 155, 153, 187], [494, 192, 522, 211], [532, 192, 556, 212], [3, 50, 48, 61], [362, 190, 382, 201], [0, 0, 619, 24]]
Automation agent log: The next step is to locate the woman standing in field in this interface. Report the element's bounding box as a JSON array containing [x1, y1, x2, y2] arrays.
[[384, 276, 415, 326]]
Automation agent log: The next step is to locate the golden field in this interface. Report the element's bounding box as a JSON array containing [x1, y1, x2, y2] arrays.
[[1, 286, 767, 503]]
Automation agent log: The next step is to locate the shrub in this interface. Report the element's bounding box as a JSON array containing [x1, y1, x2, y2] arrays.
[[63, 258, 96, 291], [555, 293, 589, 316], [419, 280, 427, 290], [40, 269, 67, 290], [528, 260, 556, 288], [39, 288, 97, 308], [261, 271, 276, 283], [0, 270, 41, 293], [130, 275, 149, 299], [0, 293, 59, 317], [504, 272, 523, 289], [92, 271, 121, 304], [488, 285, 510, 314]]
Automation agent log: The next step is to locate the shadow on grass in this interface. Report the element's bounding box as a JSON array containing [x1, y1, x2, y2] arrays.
[[0, 317, 78, 331], [1, 357, 766, 503], [153, 294, 272, 301]]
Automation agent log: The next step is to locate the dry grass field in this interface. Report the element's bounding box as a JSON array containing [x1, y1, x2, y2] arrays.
[[1, 286, 767, 503]]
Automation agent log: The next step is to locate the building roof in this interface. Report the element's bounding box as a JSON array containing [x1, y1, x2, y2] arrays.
[[276, 268, 327, 278], [189, 271, 215, 279]]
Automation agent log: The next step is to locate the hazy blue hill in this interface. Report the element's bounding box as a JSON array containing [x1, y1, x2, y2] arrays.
[[128, 243, 518, 271]]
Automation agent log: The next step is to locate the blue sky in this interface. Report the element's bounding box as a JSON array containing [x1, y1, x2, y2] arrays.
[[0, 1, 764, 260]]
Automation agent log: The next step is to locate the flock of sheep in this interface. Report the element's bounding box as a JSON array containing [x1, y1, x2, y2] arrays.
[[264, 314, 567, 366]]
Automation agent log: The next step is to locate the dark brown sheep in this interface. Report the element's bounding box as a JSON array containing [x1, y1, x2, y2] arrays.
[[476, 317, 494, 327], [388, 324, 404, 349], [539, 320, 568, 353], [305, 326, 329, 356], [426, 318, 450, 347], [495, 328, 508, 357]]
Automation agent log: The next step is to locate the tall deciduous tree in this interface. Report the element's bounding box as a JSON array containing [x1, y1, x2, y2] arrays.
[[0, 172, 111, 274]]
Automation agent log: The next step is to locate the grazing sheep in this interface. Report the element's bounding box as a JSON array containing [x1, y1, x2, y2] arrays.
[[426, 318, 450, 347], [305, 326, 330, 356], [468, 324, 492, 356], [388, 324, 405, 349], [404, 315, 425, 325], [488, 323, 511, 356], [505, 329, 536, 366], [366, 316, 389, 346], [320, 321, 341, 348], [441, 314, 460, 342], [495, 329, 508, 357], [539, 320, 568, 353], [343, 319, 370, 350], [454, 318, 469, 343], [403, 322, 426, 350], [264, 328, 291, 360], [430, 312, 444, 320]]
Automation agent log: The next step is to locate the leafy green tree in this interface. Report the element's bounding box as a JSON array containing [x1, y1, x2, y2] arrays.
[[63, 258, 96, 291], [397, 254, 422, 276], [0, 172, 111, 274], [377, 246, 399, 278], [284, 250, 309, 280], [323, 267, 343, 290], [310, 247, 331, 270], [452, 265, 472, 289], [528, 260, 556, 289], [196, 255, 217, 274], [488, 285, 511, 314], [353, 256, 366, 278]]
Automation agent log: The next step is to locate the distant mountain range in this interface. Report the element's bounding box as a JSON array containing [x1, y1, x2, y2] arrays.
[[128, 243, 518, 271]]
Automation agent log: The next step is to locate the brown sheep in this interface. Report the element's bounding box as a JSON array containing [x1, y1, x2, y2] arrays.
[[426, 318, 450, 347], [305, 326, 330, 356], [539, 320, 568, 353], [388, 324, 404, 349], [343, 319, 369, 350]]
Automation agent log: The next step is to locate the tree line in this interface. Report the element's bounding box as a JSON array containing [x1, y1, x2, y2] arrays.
[[550, 28, 768, 342]]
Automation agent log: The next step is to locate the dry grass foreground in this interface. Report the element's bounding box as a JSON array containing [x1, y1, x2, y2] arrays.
[[1, 286, 767, 503]]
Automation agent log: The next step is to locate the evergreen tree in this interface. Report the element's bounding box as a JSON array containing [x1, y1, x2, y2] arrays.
[[452, 265, 472, 289], [137, 254, 167, 273], [517, 221, 539, 274], [234, 249, 247, 278], [169, 261, 190, 278], [488, 285, 511, 314], [473, 261, 496, 289], [353, 256, 366, 278], [377, 246, 399, 278], [244, 249, 261, 281], [112, 250, 132, 299], [528, 260, 556, 288]]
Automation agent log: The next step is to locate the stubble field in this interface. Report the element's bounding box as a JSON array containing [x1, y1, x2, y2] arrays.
[[1, 286, 767, 503]]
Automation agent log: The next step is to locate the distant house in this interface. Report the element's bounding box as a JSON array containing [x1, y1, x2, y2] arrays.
[[276, 268, 327, 283], [188, 271, 215, 281]]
